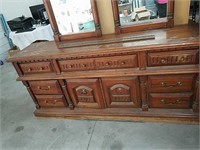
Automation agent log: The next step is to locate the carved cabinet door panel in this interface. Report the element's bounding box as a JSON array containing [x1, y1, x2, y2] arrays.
[[102, 77, 140, 108], [66, 79, 105, 108]]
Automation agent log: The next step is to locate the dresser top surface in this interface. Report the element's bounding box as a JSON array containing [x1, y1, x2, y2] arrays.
[[8, 24, 199, 62]]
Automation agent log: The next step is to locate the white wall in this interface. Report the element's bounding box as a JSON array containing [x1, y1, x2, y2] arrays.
[[0, 0, 43, 21]]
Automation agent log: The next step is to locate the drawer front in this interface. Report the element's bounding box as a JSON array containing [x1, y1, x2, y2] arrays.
[[58, 59, 95, 72], [66, 79, 104, 108], [20, 62, 54, 74], [36, 95, 66, 107], [149, 93, 192, 109], [95, 55, 138, 69], [29, 80, 62, 95], [148, 74, 195, 93], [147, 50, 198, 66], [102, 77, 140, 108]]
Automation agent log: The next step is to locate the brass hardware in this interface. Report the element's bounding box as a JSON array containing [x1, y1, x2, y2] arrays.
[[118, 87, 122, 91], [160, 81, 182, 88], [105, 62, 110, 66], [121, 61, 125, 65], [52, 100, 57, 104], [81, 89, 87, 95], [160, 99, 181, 105], [27, 68, 32, 72], [37, 86, 51, 90], [39, 67, 44, 71], [160, 59, 167, 63], [180, 57, 187, 62]]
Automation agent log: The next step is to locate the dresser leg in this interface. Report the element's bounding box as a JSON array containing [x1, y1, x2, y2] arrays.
[[139, 76, 148, 111], [193, 76, 199, 112]]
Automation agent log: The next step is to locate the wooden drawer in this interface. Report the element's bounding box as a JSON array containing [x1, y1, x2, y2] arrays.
[[29, 80, 62, 95], [147, 50, 198, 66], [36, 95, 66, 108], [149, 93, 192, 109], [102, 77, 140, 108], [66, 79, 104, 108], [95, 55, 138, 69], [58, 59, 95, 72], [20, 62, 54, 74], [148, 74, 195, 93]]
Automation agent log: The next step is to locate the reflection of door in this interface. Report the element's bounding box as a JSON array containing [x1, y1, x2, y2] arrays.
[[0, 14, 13, 65]]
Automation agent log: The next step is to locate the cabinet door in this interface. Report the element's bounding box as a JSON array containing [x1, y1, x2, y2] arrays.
[[102, 77, 140, 108], [66, 79, 104, 108]]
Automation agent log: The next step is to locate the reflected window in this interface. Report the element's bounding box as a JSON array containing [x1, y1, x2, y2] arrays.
[[118, 0, 168, 26], [50, 0, 95, 35]]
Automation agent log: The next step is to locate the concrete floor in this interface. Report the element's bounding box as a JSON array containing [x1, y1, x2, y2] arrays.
[[0, 61, 199, 150]]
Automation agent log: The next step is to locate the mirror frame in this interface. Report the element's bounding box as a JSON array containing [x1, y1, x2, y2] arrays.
[[111, 0, 174, 34], [43, 0, 102, 45]]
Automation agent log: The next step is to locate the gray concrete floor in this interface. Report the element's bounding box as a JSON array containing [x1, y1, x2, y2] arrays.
[[0, 61, 199, 150]]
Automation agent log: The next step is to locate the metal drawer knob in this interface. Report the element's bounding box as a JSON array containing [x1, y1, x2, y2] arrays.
[[105, 62, 110, 66], [81, 89, 87, 95], [121, 61, 125, 65], [39, 67, 44, 71], [160, 59, 167, 64], [27, 68, 32, 72]]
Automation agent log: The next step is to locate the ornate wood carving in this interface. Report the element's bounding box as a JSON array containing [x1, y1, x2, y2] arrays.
[[75, 86, 95, 103], [20, 62, 54, 74], [102, 77, 139, 108], [66, 79, 105, 108], [95, 55, 138, 70], [193, 75, 199, 112], [58, 59, 95, 72], [58, 80, 74, 110], [148, 50, 198, 66], [139, 76, 148, 111], [138, 51, 147, 70], [51, 59, 61, 74], [110, 84, 131, 102]]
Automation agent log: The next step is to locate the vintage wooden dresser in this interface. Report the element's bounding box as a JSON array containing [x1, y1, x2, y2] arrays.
[[7, 25, 199, 123]]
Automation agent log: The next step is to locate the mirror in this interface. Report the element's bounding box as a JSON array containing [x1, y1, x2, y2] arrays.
[[43, 0, 101, 47], [50, 0, 95, 35], [112, 0, 174, 33]]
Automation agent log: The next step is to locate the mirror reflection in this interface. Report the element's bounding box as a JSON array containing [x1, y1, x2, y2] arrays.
[[50, 0, 95, 35], [118, 0, 168, 25]]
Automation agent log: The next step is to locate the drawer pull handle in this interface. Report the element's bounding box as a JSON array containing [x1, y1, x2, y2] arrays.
[[105, 62, 110, 66], [160, 81, 182, 88], [160, 99, 181, 105], [82, 64, 86, 67], [81, 89, 87, 95], [37, 86, 51, 90]]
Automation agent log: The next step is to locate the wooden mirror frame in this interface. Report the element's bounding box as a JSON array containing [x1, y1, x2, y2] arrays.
[[111, 0, 174, 34], [43, 0, 102, 46]]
